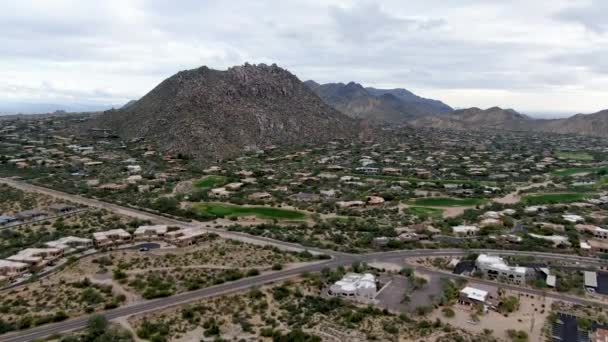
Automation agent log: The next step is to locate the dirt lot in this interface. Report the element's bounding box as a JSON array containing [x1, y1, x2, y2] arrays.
[[432, 290, 553, 342], [51, 235, 315, 300], [0, 183, 59, 213]]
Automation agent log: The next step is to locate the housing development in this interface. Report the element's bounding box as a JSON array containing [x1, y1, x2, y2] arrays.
[[7, 1, 608, 339], [0, 113, 607, 342]]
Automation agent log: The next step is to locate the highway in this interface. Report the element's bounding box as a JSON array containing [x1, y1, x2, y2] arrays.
[[0, 179, 606, 341]]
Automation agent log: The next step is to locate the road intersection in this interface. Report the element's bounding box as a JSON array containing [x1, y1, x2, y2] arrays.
[[0, 178, 606, 342]]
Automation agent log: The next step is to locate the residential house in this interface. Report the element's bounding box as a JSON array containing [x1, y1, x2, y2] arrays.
[[209, 187, 232, 198], [588, 239, 608, 254], [475, 254, 530, 285], [0, 260, 30, 280], [7, 248, 63, 267], [366, 196, 385, 205], [329, 273, 377, 302], [452, 225, 479, 236], [336, 201, 365, 209], [459, 284, 498, 307], [134, 225, 168, 240], [248, 192, 273, 201], [45, 236, 93, 252], [166, 228, 206, 247], [528, 233, 571, 247], [93, 229, 132, 247]]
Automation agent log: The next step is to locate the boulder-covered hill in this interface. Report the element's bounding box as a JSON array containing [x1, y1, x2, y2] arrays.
[[85, 63, 359, 159], [410, 106, 608, 137], [536, 109, 608, 136], [409, 106, 534, 131], [304, 81, 452, 124]]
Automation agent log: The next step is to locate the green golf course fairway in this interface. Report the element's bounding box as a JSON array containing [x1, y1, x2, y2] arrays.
[[194, 175, 228, 188], [408, 197, 486, 207], [522, 192, 592, 205], [193, 202, 307, 220]]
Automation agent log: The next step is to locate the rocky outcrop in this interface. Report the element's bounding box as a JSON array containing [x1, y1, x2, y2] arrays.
[[85, 63, 358, 159]]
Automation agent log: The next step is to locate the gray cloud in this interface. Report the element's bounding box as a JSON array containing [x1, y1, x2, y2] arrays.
[[556, 0, 608, 33], [329, 1, 445, 42], [0, 0, 606, 114]]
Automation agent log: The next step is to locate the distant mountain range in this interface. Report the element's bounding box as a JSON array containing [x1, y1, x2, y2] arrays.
[[0, 101, 117, 115], [9, 63, 603, 160], [86, 63, 359, 159], [304, 80, 452, 124], [301, 78, 608, 137], [409, 106, 608, 137]]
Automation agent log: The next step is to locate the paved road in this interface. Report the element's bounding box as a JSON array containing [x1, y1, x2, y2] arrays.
[[0, 178, 345, 257], [0, 258, 349, 342], [1, 179, 606, 341]]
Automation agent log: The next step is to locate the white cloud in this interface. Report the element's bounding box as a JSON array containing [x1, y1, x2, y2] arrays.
[[0, 0, 607, 115]]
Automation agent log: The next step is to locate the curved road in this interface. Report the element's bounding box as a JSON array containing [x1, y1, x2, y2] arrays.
[[0, 179, 606, 341]]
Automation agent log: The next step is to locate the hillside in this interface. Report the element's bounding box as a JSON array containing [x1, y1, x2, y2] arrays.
[[536, 110, 608, 136], [85, 63, 358, 159], [305, 81, 452, 124], [410, 106, 608, 137], [410, 107, 533, 131]]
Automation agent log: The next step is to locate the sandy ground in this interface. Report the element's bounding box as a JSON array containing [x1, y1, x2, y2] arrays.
[[493, 181, 555, 205], [433, 291, 553, 342], [113, 316, 143, 341]]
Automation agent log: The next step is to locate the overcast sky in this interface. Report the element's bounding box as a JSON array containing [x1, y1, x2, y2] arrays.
[[2, 0, 607, 117]]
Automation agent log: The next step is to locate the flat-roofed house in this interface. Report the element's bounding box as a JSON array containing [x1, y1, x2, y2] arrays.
[[585, 271, 598, 292], [133, 225, 168, 240], [208, 187, 232, 198], [476, 254, 530, 285], [247, 192, 273, 201], [459, 285, 498, 307], [0, 260, 30, 279], [329, 273, 377, 302], [93, 229, 132, 247], [166, 228, 206, 247], [7, 248, 63, 267], [45, 236, 93, 253], [452, 225, 479, 236], [588, 239, 608, 254]]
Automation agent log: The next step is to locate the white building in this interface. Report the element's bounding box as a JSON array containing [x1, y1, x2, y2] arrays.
[[528, 233, 570, 247], [452, 225, 479, 236], [459, 286, 489, 305], [329, 273, 377, 301], [563, 214, 584, 223], [475, 254, 530, 285], [126, 165, 142, 174]]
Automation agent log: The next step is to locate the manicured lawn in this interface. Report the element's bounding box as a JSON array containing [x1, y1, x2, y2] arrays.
[[408, 197, 486, 207], [522, 192, 592, 205], [556, 151, 594, 161], [406, 206, 443, 218], [194, 175, 227, 188], [192, 202, 307, 220]]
